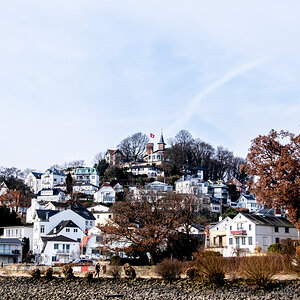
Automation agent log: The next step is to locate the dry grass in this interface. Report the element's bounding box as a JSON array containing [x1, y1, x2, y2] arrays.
[[241, 256, 280, 287], [156, 258, 182, 282]]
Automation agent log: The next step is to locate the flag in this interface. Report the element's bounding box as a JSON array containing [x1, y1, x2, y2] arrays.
[[150, 133, 155, 138]]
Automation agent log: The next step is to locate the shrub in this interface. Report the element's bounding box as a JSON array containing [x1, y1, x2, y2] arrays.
[[195, 255, 225, 286], [186, 266, 199, 280], [108, 266, 121, 279], [123, 263, 136, 279], [268, 243, 284, 253], [225, 257, 241, 278], [45, 267, 53, 280], [110, 255, 122, 266], [62, 264, 75, 280], [241, 256, 278, 287], [29, 268, 41, 279], [155, 258, 182, 282], [84, 271, 94, 282]]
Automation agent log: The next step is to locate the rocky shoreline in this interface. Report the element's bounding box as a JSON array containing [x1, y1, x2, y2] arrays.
[[0, 276, 299, 300]]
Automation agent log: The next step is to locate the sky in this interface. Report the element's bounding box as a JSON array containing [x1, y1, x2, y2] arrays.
[[0, 0, 299, 171]]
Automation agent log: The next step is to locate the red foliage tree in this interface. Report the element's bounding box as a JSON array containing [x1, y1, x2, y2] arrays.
[[243, 130, 300, 228]]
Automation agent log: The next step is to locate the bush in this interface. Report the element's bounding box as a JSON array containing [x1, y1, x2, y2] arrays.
[[108, 266, 121, 279], [186, 266, 199, 280], [110, 255, 122, 266], [84, 271, 94, 282], [45, 267, 53, 280], [268, 243, 284, 253], [123, 263, 136, 279], [156, 258, 182, 282], [29, 268, 41, 279], [62, 264, 75, 280], [195, 255, 225, 286], [241, 256, 278, 287]]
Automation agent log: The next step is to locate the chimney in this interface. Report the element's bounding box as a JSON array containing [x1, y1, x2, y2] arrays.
[[146, 143, 154, 155]]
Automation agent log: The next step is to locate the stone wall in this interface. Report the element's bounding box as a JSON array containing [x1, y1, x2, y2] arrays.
[[1, 264, 159, 278]]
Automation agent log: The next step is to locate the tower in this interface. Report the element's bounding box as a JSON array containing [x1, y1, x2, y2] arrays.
[[157, 132, 166, 151]]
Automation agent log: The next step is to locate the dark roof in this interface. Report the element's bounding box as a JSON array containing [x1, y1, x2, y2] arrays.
[[45, 168, 65, 176], [242, 213, 295, 228], [191, 224, 205, 231], [71, 206, 96, 220], [47, 220, 80, 235], [36, 209, 59, 221], [0, 238, 24, 245], [242, 194, 255, 200], [41, 235, 78, 253], [31, 172, 43, 179], [37, 188, 63, 196], [158, 133, 165, 145]]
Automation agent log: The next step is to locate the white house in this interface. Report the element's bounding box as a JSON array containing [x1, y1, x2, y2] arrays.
[[41, 235, 80, 265], [94, 183, 116, 204], [129, 165, 164, 178], [0, 182, 9, 196], [208, 181, 231, 205], [208, 217, 232, 255], [32, 206, 95, 260], [144, 181, 173, 192], [235, 194, 262, 213], [41, 169, 66, 190], [37, 188, 66, 202], [175, 176, 208, 196], [0, 238, 24, 264], [26, 199, 46, 224], [113, 183, 124, 193], [25, 172, 43, 194], [74, 167, 100, 187], [223, 213, 298, 257], [209, 197, 222, 214], [88, 204, 113, 226], [73, 182, 99, 195], [1, 225, 34, 251]]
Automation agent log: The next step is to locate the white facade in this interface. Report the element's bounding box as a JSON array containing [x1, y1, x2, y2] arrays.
[[235, 194, 262, 212], [129, 165, 164, 178], [41, 236, 80, 265], [73, 182, 98, 195], [88, 204, 113, 226], [74, 167, 100, 187], [25, 172, 42, 194], [26, 199, 46, 224], [175, 176, 208, 195], [32, 207, 95, 257], [94, 185, 116, 204], [223, 213, 298, 257], [1, 225, 34, 251], [145, 181, 173, 192], [37, 189, 66, 202], [0, 238, 24, 264], [41, 169, 66, 190], [0, 182, 9, 196]]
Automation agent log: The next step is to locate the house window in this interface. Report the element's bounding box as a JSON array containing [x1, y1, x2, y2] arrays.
[[52, 256, 56, 262], [86, 221, 88, 226], [66, 228, 70, 232], [237, 223, 243, 229], [108, 215, 112, 219], [90, 221, 93, 226], [229, 238, 233, 245], [230, 226, 232, 230], [213, 237, 217, 245], [74, 229, 78, 233], [40, 226, 45, 233], [249, 224, 252, 230], [285, 227, 289, 233], [275, 237, 280, 244], [235, 237, 240, 245], [242, 237, 246, 245], [54, 244, 59, 250], [97, 215, 100, 219], [66, 244, 70, 250], [248, 237, 253, 245], [275, 226, 278, 232]]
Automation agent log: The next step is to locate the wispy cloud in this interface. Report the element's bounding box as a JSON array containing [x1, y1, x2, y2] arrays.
[[167, 58, 268, 134]]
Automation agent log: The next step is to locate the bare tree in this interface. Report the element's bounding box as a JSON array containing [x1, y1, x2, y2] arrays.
[[118, 132, 149, 161]]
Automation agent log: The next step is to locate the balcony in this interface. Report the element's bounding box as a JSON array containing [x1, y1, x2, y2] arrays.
[[230, 230, 247, 236]]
